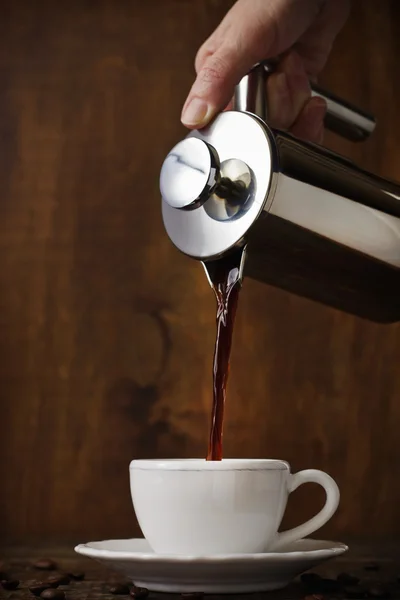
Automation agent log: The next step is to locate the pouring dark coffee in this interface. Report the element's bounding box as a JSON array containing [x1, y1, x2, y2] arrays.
[[160, 61, 400, 458]]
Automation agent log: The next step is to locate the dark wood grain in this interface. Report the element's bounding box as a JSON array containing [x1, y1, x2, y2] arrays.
[[0, 0, 399, 544]]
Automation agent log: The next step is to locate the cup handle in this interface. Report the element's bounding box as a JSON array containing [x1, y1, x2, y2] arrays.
[[271, 469, 340, 551]]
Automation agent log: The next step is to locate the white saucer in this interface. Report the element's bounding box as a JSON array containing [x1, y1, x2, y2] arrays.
[[75, 538, 348, 594]]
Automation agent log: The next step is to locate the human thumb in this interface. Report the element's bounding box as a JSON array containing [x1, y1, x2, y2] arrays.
[[180, 0, 326, 129], [181, 46, 255, 129]]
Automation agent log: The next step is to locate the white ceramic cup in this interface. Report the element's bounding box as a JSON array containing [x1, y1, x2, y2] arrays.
[[130, 459, 340, 556]]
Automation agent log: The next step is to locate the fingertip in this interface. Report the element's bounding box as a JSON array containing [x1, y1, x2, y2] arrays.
[[181, 97, 215, 128], [182, 44, 255, 129]]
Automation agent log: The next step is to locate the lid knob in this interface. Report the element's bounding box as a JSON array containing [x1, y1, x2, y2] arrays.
[[160, 138, 220, 211]]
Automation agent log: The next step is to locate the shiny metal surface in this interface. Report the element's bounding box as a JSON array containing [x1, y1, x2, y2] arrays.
[[161, 136, 256, 222], [160, 64, 400, 321], [310, 85, 376, 142], [162, 110, 400, 267], [161, 111, 276, 260], [160, 138, 220, 211], [233, 64, 266, 121], [233, 60, 376, 142], [202, 244, 247, 287], [245, 127, 400, 321], [269, 130, 400, 267], [204, 158, 254, 221]]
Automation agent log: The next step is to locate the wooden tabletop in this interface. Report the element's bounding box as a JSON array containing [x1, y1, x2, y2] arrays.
[[1, 542, 400, 600]]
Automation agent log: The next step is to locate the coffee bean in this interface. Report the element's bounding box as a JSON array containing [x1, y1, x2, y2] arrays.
[[338, 573, 361, 586], [27, 581, 52, 596], [40, 590, 65, 600], [364, 563, 380, 572], [33, 559, 57, 571], [130, 586, 149, 598], [368, 587, 390, 599], [1, 580, 19, 590], [67, 571, 85, 581], [47, 574, 70, 587], [344, 585, 368, 598], [109, 584, 130, 595]]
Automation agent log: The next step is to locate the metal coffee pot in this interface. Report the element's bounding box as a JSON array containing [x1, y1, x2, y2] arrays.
[[160, 61, 400, 322]]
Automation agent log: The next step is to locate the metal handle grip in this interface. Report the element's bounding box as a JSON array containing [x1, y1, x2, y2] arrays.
[[233, 61, 376, 142]]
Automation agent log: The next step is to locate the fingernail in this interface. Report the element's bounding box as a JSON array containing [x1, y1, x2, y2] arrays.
[[181, 97, 211, 127]]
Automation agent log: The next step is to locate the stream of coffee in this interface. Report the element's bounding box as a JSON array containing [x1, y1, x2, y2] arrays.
[[205, 248, 243, 461]]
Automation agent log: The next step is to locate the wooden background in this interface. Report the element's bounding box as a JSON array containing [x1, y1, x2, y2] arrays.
[[0, 0, 400, 545]]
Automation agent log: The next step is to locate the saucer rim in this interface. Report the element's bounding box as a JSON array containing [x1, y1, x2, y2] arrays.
[[74, 537, 349, 562]]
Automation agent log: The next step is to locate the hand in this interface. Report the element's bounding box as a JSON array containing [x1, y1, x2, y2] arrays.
[[181, 0, 350, 144]]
